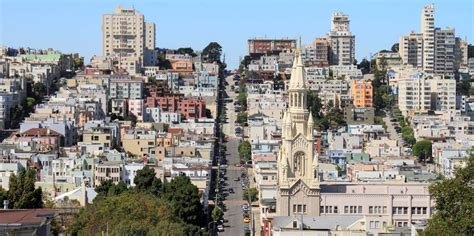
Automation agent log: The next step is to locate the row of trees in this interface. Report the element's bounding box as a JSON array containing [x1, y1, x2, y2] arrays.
[[73, 166, 205, 235]]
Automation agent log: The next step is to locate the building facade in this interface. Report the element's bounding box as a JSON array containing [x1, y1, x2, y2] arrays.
[[102, 5, 156, 74], [327, 12, 355, 65]]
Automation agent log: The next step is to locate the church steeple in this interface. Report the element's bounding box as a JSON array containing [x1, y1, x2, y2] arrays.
[[277, 48, 320, 217]]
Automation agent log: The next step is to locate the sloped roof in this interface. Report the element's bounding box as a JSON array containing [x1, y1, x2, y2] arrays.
[[21, 128, 62, 136]]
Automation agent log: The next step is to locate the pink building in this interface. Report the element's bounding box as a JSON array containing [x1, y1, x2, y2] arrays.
[[17, 128, 63, 152], [320, 183, 434, 230]]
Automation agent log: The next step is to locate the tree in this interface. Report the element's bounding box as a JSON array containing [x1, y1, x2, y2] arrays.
[[134, 166, 162, 196], [162, 176, 204, 226], [412, 140, 432, 163], [157, 53, 172, 69], [74, 192, 194, 235], [25, 97, 36, 109], [456, 79, 471, 96], [7, 167, 43, 209], [176, 47, 197, 57], [401, 126, 416, 145], [202, 42, 222, 63], [211, 206, 224, 222], [236, 112, 248, 124], [33, 82, 46, 99], [0, 187, 7, 208], [238, 140, 252, 162], [73, 57, 84, 70], [358, 58, 371, 74], [424, 152, 474, 235], [243, 188, 258, 202], [391, 43, 399, 52], [237, 92, 247, 108]]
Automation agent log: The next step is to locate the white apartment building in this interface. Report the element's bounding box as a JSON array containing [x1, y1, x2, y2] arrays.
[[421, 4, 435, 74], [327, 12, 355, 65], [400, 32, 424, 68], [102, 5, 156, 74], [398, 73, 455, 115], [400, 4, 467, 76]]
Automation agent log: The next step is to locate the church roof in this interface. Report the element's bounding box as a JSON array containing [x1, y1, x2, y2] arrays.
[[272, 215, 364, 231], [288, 51, 306, 90]]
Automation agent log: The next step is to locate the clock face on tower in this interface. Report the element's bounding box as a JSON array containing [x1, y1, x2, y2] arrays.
[[293, 151, 305, 177]]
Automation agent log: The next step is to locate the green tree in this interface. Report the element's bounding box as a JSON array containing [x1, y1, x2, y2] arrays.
[[7, 167, 43, 209], [424, 152, 474, 235], [456, 79, 471, 96], [412, 140, 432, 163], [211, 206, 224, 222], [162, 176, 204, 226], [134, 166, 162, 196], [33, 82, 46, 99], [307, 92, 323, 120], [0, 187, 7, 208], [202, 42, 222, 63], [238, 140, 252, 162], [157, 53, 172, 69], [243, 187, 258, 202], [358, 58, 371, 74], [74, 192, 193, 235], [391, 43, 399, 52], [176, 47, 197, 57], [401, 126, 416, 145], [237, 92, 247, 108], [108, 181, 128, 196], [236, 112, 248, 124], [94, 180, 114, 198], [25, 97, 36, 109], [73, 57, 84, 70]]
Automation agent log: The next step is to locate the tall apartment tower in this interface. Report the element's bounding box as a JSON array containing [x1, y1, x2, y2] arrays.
[[276, 51, 320, 217], [434, 27, 455, 76], [327, 12, 355, 65], [102, 5, 156, 74], [421, 4, 435, 74], [399, 32, 424, 68]]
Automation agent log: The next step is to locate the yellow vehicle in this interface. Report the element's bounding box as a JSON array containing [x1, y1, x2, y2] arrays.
[[243, 217, 251, 223]]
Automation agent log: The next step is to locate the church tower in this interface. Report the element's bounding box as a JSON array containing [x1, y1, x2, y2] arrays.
[[276, 49, 320, 216]]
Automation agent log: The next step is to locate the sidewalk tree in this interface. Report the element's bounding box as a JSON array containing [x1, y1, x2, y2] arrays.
[[211, 206, 224, 222], [412, 140, 432, 162], [243, 188, 258, 202], [238, 140, 251, 162], [424, 152, 474, 235], [236, 112, 247, 124]]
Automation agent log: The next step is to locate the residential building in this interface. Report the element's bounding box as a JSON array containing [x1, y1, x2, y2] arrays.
[[351, 79, 373, 108], [327, 12, 355, 65], [400, 32, 424, 68], [102, 5, 156, 74], [94, 161, 125, 186], [398, 73, 455, 115], [248, 38, 297, 54], [421, 4, 435, 74]]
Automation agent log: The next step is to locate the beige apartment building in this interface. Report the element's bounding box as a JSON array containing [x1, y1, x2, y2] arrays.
[[327, 12, 355, 65], [399, 4, 467, 76], [94, 161, 124, 186], [102, 5, 156, 74], [398, 73, 456, 115], [122, 130, 157, 157]]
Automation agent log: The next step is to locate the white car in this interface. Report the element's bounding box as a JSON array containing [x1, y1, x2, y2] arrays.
[[217, 224, 224, 232]]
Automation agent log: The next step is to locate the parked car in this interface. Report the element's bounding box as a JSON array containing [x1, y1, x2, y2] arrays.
[[243, 217, 251, 223], [233, 177, 240, 181], [228, 188, 234, 193], [217, 224, 224, 232], [241, 204, 249, 211]]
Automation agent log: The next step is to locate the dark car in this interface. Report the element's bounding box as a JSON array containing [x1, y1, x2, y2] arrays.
[[228, 188, 234, 193]]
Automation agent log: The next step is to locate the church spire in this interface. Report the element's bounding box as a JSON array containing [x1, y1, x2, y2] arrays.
[[288, 50, 306, 90]]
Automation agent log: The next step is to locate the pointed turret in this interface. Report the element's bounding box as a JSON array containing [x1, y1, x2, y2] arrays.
[[288, 51, 306, 90], [307, 111, 314, 137]]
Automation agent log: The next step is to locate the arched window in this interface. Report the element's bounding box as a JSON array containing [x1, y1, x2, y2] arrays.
[[293, 151, 305, 176]]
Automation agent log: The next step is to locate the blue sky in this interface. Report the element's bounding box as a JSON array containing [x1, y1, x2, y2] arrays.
[[1, 0, 473, 69]]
